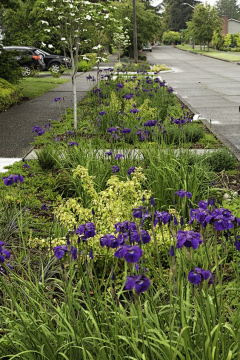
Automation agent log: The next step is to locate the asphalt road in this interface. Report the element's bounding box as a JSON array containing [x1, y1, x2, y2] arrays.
[[147, 45, 240, 160]]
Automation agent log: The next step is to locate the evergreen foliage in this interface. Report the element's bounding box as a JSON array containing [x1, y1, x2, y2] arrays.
[[216, 0, 240, 19], [163, 0, 199, 31]]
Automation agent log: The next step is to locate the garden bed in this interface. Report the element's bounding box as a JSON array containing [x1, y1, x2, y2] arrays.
[[0, 68, 240, 359]]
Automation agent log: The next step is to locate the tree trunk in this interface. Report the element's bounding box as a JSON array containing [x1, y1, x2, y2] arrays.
[[72, 73, 77, 130], [133, 0, 138, 63]]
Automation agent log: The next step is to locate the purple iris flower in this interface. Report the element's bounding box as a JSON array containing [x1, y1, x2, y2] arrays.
[[115, 221, 137, 234], [189, 208, 208, 226], [105, 151, 112, 156], [112, 165, 120, 173], [131, 230, 151, 244], [107, 127, 118, 133], [130, 108, 139, 114], [99, 111, 106, 116], [3, 174, 24, 186], [100, 234, 121, 248], [41, 204, 49, 211], [150, 196, 156, 207], [54, 97, 62, 102], [144, 120, 158, 127], [22, 163, 30, 169], [32, 126, 45, 136], [234, 236, 240, 251], [123, 93, 133, 100], [89, 249, 93, 259], [75, 222, 96, 240], [115, 154, 124, 160], [176, 230, 203, 250], [128, 167, 136, 175], [132, 206, 150, 220], [0, 241, 11, 264], [205, 208, 235, 231], [175, 190, 192, 199], [174, 216, 178, 226], [70, 246, 77, 260], [121, 128, 131, 134], [198, 201, 208, 209], [69, 142, 79, 147], [188, 267, 213, 285], [53, 245, 68, 259], [125, 274, 150, 293], [116, 83, 124, 88], [114, 245, 143, 263], [169, 245, 175, 256], [154, 211, 172, 226]]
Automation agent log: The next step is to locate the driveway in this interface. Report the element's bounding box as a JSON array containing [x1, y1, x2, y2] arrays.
[[147, 46, 240, 159]]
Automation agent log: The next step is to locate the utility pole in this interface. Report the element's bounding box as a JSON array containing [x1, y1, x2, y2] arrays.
[[133, 0, 138, 63]]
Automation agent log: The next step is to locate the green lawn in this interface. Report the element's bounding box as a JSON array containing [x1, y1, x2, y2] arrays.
[[17, 76, 70, 99], [176, 44, 240, 62]]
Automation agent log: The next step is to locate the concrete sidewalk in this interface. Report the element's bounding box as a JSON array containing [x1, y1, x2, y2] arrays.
[[0, 54, 117, 161]]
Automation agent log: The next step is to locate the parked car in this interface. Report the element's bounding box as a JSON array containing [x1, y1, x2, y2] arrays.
[[3, 46, 46, 76], [34, 49, 72, 73], [143, 43, 152, 52]]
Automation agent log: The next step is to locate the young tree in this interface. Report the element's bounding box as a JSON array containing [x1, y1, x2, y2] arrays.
[[40, 0, 116, 130], [113, 26, 131, 62], [187, 4, 222, 51]]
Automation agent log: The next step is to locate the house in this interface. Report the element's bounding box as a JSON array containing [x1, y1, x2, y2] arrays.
[[222, 15, 240, 35]]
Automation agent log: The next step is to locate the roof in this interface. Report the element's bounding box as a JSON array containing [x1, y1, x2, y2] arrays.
[[229, 18, 240, 24], [3, 46, 36, 50]]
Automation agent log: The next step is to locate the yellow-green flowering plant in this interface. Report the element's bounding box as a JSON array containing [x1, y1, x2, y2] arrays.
[[32, 166, 184, 258]]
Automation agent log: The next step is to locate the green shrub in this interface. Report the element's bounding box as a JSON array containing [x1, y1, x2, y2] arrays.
[[202, 149, 236, 172], [0, 78, 22, 112], [162, 31, 181, 45], [0, 46, 22, 84], [78, 53, 97, 72]]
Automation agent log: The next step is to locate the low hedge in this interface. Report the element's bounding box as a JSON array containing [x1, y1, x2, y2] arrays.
[[0, 78, 22, 112], [78, 53, 97, 72]]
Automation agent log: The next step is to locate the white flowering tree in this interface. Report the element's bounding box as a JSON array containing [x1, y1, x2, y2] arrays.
[[113, 26, 131, 62], [40, 0, 117, 130]]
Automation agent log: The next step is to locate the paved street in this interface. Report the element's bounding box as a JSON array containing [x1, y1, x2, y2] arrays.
[[147, 46, 240, 159]]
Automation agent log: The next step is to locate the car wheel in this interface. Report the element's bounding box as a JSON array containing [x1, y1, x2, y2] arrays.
[[49, 63, 61, 73], [22, 65, 31, 76]]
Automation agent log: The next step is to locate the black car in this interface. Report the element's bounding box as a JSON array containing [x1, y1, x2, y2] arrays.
[[34, 49, 71, 73], [3, 46, 46, 76]]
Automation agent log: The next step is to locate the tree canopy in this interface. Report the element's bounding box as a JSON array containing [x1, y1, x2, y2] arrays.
[[187, 4, 222, 48], [163, 0, 200, 32], [215, 0, 240, 20]]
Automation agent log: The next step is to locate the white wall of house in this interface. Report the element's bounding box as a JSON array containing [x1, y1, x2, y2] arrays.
[[228, 19, 240, 34]]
